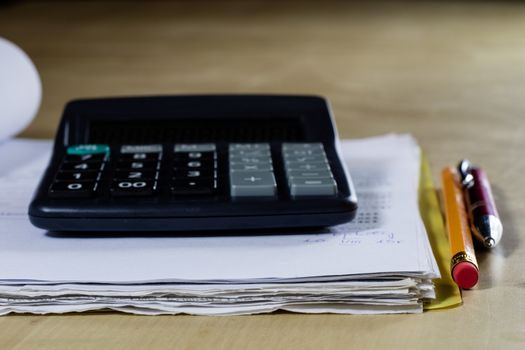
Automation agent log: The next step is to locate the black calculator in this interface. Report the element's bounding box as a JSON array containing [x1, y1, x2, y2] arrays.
[[28, 95, 357, 232]]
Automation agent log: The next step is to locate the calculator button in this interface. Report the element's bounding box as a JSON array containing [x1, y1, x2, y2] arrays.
[[173, 152, 215, 162], [67, 144, 110, 155], [116, 160, 158, 170], [229, 163, 273, 172], [173, 158, 215, 168], [110, 180, 156, 196], [284, 156, 328, 164], [61, 161, 104, 171], [55, 171, 99, 181], [289, 178, 337, 197], [173, 168, 216, 179], [65, 153, 107, 162], [284, 149, 326, 157], [285, 162, 331, 172], [228, 149, 271, 157], [286, 170, 333, 179], [114, 170, 157, 180], [120, 144, 163, 153], [171, 179, 216, 195], [282, 143, 324, 151], [174, 144, 216, 152], [229, 143, 270, 151], [230, 172, 276, 197], [173, 160, 215, 170], [229, 156, 272, 165], [119, 152, 160, 161], [49, 181, 97, 198]]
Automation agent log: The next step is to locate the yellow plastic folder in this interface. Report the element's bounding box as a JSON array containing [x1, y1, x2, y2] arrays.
[[419, 155, 462, 310]]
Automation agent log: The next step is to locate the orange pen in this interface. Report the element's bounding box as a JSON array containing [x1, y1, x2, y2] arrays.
[[441, 167, 479, 289]]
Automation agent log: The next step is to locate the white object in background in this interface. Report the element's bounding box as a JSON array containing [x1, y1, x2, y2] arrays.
[[0, 37, 42, 143]]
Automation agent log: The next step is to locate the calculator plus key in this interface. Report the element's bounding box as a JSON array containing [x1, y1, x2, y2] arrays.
[[230, 172, 277, 197]]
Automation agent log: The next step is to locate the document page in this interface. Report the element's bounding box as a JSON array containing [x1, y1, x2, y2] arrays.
[[0, 135, 438, 284]]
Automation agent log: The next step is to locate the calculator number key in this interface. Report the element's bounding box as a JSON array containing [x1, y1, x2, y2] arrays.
[[111, 180, 157, 197], [55, 171, 99, 181], [49, 181, 97, 198], [114, 170, 157, 180], [61, 161, 104, 171], [116, 160, 158, 170], [65, 153, 107, 162]]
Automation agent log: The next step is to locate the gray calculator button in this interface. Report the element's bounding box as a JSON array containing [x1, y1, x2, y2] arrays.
[[121, 144, 163, 153], [287, 170, 333, 179], [229, 143, 270, 151], [284, 149, 326, 157], [229, 149, 271, 157], [282, 143, 324, 151], [229, 156, 272, 164], [230, 172, 276, 197], [174, 144, 216, 152], [285, 162, 331, 172], [289, 178, 337, 196], [230, 163, 273, 172], [284, 156, 327, 164]]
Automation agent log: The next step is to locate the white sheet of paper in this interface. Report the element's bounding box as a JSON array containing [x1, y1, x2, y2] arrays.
[[0, 135, 439, 284]]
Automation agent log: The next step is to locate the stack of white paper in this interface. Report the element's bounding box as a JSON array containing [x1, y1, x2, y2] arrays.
[[0, 134, 439, 315]]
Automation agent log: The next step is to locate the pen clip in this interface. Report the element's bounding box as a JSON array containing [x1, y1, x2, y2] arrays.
[[457, 159, 474, 188]]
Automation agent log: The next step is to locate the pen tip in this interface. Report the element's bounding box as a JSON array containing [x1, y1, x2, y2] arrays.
[[484, 238, 496, 248]]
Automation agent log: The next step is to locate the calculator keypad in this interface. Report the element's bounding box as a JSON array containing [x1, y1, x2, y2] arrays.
[[49, 143, 338, 200], [229, 143, 276, 197], [110, 145, 161, 197], [172, 144, 217, 196], [282, 143, 337, 197], [48, 144, 109, 198]]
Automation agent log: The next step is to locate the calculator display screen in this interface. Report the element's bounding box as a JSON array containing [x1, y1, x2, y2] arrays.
[[88, 118, 305, 144]]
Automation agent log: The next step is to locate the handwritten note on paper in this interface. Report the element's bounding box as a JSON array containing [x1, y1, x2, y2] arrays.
[[0, 135, 439, 285]]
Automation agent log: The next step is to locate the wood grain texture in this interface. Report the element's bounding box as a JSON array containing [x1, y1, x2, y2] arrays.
[[1, 1, 524, 349]]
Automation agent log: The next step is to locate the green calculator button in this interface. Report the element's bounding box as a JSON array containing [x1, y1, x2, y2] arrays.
[[67, 144, 110, 155]]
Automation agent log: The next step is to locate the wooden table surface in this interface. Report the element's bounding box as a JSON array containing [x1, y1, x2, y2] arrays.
[[1, 1, 525, 349]]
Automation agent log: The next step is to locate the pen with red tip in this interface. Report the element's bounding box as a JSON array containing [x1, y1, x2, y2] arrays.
[[457, 160, 503, 248]]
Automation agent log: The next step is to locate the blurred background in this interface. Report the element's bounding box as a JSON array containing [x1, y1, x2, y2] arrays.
[[1, 1, 524, 171]]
